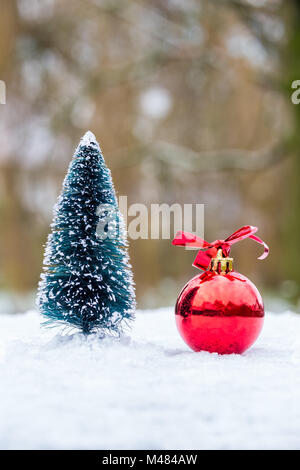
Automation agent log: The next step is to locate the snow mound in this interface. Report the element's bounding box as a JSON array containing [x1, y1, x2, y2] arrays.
[[0, 308, 300, 450]]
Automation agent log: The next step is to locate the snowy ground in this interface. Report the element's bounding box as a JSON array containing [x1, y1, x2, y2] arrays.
[[0, 308, 300, 450]]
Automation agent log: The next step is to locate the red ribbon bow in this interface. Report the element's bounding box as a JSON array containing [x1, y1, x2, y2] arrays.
[[172, 225, 269, 271]]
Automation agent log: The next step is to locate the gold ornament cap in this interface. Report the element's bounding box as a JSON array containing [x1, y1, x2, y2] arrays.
[[210, 248, 233, 274]]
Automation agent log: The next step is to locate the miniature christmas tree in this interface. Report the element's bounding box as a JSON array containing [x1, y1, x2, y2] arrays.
[[37, 131, 135, 335]]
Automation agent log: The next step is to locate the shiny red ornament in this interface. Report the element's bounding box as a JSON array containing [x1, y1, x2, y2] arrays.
[[172, 226, 269, 355]]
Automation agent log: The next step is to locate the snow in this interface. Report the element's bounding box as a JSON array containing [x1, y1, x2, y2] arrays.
[[79, 130, 100, 150], [0, 308, 300, 450]]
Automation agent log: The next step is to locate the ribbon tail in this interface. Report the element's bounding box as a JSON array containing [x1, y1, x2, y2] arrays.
[[225, 225, 269, 260], [249, 234, 269, 260]]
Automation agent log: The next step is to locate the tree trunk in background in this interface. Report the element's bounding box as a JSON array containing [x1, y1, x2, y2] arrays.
[[283, 1, 300, 299], [0, 164, 37, 292]]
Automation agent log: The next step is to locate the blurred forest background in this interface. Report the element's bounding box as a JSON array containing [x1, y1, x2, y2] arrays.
[[0, 0, 300, 313]]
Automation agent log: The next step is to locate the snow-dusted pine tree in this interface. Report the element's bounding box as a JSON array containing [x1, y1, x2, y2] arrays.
[[37, 131, 135, 335]]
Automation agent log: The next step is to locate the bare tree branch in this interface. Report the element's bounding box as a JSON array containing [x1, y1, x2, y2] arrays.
[[108, 140, 290, 172]]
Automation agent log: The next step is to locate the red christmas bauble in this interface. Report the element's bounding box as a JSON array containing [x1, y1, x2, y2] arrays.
[[175, 270, 264, 354]]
